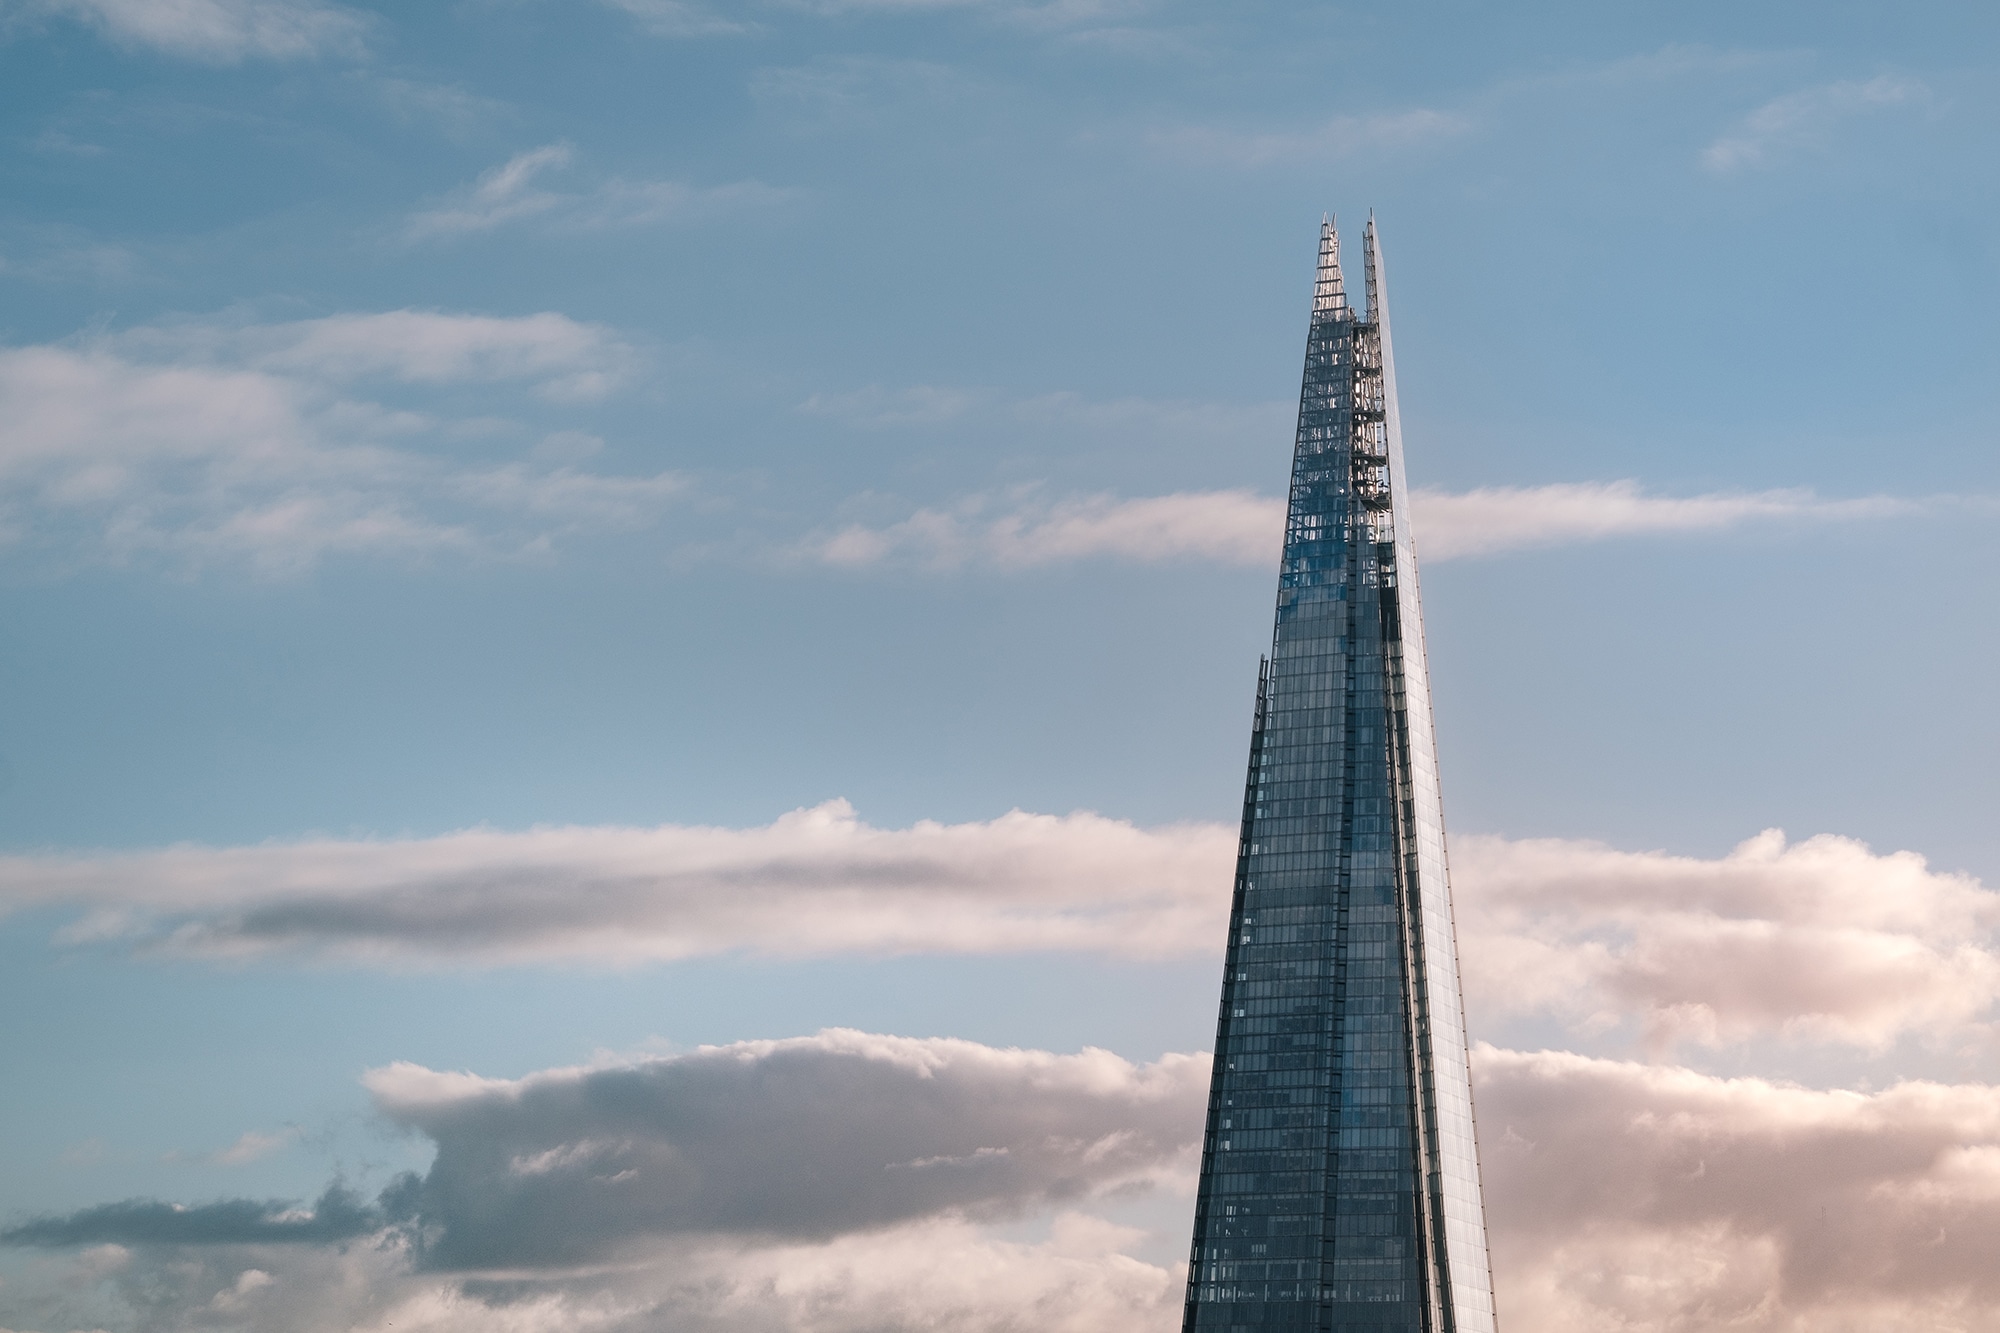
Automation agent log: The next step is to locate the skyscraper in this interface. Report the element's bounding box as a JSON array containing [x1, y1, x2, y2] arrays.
[[1182, 218, 1497, 1333]]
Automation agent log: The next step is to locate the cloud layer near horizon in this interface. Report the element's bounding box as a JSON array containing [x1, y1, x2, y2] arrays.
[[6, 806, 1998, 1057], [13, 1035, 2000, 1332]]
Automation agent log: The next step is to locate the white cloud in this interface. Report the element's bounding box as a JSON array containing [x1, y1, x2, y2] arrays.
[[1479, 1047, 2000, 1332], [812, 490, 1281, 570], [407, 144, 792, 241], [0, 310, 682, 572], [1412, 479, 1917, 559], [806, 480, 1919, 571], [23, 0, 369, 62], [1703, 76, 1924, 173], [6, 800, 1235, 963], [1453, 829, 2000, 1053]]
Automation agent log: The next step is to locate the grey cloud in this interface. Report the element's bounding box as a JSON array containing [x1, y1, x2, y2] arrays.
[[369, 1029, 1206, 1269], [1, 1181, 398, 1248]]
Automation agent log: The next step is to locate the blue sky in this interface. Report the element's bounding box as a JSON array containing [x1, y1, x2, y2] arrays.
[[2, 2, 1999, 1330]]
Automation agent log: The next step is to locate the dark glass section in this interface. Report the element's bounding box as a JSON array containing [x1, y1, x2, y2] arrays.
[[1182, 220, 1496, 1333]]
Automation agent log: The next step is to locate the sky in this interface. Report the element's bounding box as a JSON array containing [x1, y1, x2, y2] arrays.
[[1, 0, 1998, 1330]]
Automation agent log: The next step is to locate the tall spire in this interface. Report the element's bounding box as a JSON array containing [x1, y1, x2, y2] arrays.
[[1181, 216, 1499, 1333], [1313, 214, 1348, 319]]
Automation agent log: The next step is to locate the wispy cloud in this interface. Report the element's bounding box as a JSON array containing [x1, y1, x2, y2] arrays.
[[598, 0, 752, 36], [1148, 108, 1469, 167], [0, 310, 683, 573], [163, 1128, 298, 1166], [804, 480, 1922, 571], [406, 144, 792, 241], [21, 0, 369, 62], [1703, 75, 1925, 173], [358, 75, 511, 138], [1413, 479, 1918, 559], [602, 0, 1152, 39], [207, 1129, 296, 1166], [811, 490, 1280, 570]]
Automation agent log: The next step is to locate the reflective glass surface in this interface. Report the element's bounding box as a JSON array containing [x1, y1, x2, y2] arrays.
[[1182, 221, 1497, 1333]]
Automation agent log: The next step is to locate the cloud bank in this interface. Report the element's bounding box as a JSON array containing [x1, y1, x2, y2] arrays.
[[1480, 1047, 2000, 1331], [13, 1035, 2000, 1332], [0, 310, 682, 572], [369, 1028, 1206, 1267], [1458, 829, 2000, 1053], [9, 805, 1998, 1058]]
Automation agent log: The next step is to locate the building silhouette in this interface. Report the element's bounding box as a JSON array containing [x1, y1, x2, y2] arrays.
[[1182, 217, 1498, 1333]]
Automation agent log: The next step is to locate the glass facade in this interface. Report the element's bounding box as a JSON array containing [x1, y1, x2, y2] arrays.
[[1182, 218, 1497, 1333]]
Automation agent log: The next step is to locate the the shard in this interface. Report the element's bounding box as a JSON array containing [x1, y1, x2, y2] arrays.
[[1182, 217, 1498, 1333]]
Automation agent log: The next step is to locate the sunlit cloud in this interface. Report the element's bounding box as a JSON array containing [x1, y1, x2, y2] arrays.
[[12, 800, 1232, 964], [13, 1036, 2000, 1331], [11, 803, 1998, 1059], [1480, 1047, 2000, 1332], [1454, 829, 2000, 1053]]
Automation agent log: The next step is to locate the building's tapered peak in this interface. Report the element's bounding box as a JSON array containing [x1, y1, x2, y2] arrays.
[[1312, 215, 1348, 320], [1362, 212, 1381, 323]]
